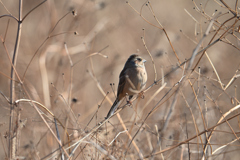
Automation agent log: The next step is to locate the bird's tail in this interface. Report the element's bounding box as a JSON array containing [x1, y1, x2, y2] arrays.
[[106, 98, 120, 119]]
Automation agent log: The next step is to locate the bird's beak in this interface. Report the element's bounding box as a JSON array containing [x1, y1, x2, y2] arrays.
[[143, 59, 147, 63]]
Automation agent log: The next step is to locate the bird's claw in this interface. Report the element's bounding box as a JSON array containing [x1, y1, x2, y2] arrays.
[[139, 91, 145, 99], [127, 100, 133, 106]]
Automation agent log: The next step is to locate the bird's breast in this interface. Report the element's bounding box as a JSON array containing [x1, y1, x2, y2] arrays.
[[127, 67, 147, 91]]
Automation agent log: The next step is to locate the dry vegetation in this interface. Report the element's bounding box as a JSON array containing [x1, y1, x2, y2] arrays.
[[0, 0, 240, 159]]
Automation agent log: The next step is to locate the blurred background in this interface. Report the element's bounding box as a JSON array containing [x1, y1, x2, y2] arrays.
[[0, 0, 240, 159]]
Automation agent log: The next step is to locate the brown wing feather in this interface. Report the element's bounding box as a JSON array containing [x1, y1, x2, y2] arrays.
[[117, 67, 127, 98]]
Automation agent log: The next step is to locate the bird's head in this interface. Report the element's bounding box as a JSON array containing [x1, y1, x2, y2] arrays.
[[126, 54, 146, 68]]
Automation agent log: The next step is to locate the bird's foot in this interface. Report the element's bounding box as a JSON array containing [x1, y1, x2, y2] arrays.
[[127, 100, 133, 106], [139, 91, 145, 99]]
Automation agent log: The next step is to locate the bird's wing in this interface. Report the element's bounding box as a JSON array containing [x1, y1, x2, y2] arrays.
[[117, 67, 127, 97]]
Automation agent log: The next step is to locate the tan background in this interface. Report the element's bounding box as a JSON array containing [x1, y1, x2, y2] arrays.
[[0, 0, 239, 159]]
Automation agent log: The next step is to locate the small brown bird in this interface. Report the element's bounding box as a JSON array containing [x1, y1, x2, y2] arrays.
[[106, 54, 147, 119]]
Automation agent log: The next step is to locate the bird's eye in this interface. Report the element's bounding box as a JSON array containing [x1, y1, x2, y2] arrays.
[[137, 58, 142, 61]]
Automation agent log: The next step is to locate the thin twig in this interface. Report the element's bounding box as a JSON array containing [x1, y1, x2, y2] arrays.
[[9, 1, 22, 158], [141, 29, 157, 82], [54, 118, 64, 160], [22, 0, 47, 21], [64, 42, 73, 106], [0, 14, 18, 21]]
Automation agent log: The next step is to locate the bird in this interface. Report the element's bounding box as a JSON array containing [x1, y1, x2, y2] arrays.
[[106, 54, 147, 119]]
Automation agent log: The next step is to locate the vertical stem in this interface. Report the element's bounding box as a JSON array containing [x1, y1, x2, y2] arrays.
[[8, 0, 22, 159]]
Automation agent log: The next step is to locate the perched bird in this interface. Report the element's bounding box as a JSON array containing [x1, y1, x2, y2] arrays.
[[106, 54, 147, 119]]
